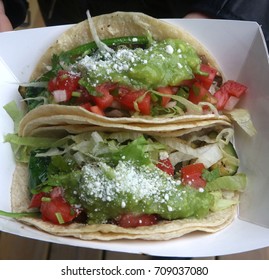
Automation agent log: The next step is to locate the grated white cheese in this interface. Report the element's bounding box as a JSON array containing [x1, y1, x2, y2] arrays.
[[159, 151, 169, 160], [167, 206, 173, 212], [76, 47, 141, 81], [165, 45, 174, 54], [80, 161, 181, 206], [177, 62, 183, 69]]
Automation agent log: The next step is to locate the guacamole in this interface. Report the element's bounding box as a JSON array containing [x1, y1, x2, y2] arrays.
[[77, 38, 201, 92]]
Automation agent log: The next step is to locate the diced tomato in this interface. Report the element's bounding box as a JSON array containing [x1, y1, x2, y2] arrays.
[[75, 89, 93, 104], [48, 70, 80, 102], [29, 192, 47, 208], [80, 103, 104, 116], [38, 187, 78, 225], [92, 83, 116, 109], [214, 80, 247, 110], [181, 163, 207, 188], [40, 196, 77, 225], [195, 64, 217, 90], [156, 158, 174, 176], [188, 82, 216, 105], [117, 89, 151, 115], [48, 77, 57, 92], [117, 213, 159, 228], [80, 102, 93, 111], [214, 87, 229, 110], [30, 187, 79, 225], [89, 105, 105, 116], [221, 80, 247, 98], [156, 86, 175, 107]]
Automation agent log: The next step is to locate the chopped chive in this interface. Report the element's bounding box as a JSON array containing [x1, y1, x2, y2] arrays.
[[41, 197, 51, 202], [0, 210, 39, 219], [55, 212, 65, 224], [72, 91, 81, 97]]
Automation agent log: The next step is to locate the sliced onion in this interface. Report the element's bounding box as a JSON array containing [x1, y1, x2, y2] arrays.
[[165, 101, 177, 108], [224, 96, 239, 111], [52, 90, 68, 103]]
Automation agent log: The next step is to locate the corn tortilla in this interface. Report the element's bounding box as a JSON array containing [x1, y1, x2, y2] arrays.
[[11, 126, 239, 241], [19, 12, 226, 134]]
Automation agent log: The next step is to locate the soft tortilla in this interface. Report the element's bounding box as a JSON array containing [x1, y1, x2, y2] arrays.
[[31, 12, 221, 81], [20, 115, 231, 137], [19, 104, 230, 137], [18, 12, 226, 135], [29, 121, 231, 138], [11, 160, 237, 241]]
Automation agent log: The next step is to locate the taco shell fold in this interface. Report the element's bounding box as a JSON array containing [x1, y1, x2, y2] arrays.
[[18, 12, 226, 135]]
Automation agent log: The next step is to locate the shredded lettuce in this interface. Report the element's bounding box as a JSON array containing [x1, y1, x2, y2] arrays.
[[4, 134, 56, 163], [4, 133, 57, 148], [205, 173, 246, 192], [225, 109, 257, 136], [154, 136, 222, 168], [3, 101, 25, 133], [210, 191, 238, 212], [152, 90, 203, 115]]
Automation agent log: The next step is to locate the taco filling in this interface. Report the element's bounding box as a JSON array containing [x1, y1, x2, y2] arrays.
[[19, 12, 247, 119], [5, 127, 246, 231]]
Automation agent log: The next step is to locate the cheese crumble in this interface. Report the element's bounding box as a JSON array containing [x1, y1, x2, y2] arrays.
[[80, 161, 181, 207]]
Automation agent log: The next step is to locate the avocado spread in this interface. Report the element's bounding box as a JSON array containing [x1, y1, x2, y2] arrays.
[[77, 160, 214, 224], [76, 38, 201, 92]]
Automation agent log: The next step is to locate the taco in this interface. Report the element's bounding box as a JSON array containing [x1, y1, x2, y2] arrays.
[[17, 11, 249, 136], [6, 124, 246, 240]]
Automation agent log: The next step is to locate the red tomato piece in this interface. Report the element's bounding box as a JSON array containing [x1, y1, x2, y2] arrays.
[[92, 83, 116, 109], [156, 158, 174, 176], [48, 70, 80, 101], [48, 77, 57, 92], [195, 64, 217, 90], [80, 103, 105, 116], [181, 163, 207, 188], [40, 196, 77, 224], [188, 82, 216, 105], [214, 86, 230, 111], [80, 102, 93, 111], [118, 90, 151, 115], [117, 213, 159, 228], [89, 105, 105, 116], [75, 89, 93, 104], [28, 192, 47, 209], [214, 80, 247, 110], [221, 80, 247, 98], [156, 86, 175, 107]]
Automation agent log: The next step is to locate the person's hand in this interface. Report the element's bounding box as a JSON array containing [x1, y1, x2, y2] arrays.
[[184, 12, 210, 19], [0, 0, 13, 32]]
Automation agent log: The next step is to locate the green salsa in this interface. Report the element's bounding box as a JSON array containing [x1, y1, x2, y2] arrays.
[[76, 161, 214, 224], [77, 39, 201, 92]]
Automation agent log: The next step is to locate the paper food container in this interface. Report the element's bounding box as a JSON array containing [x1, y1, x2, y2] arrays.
[[0, 19, 269, 258]]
